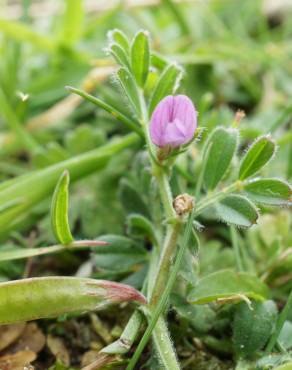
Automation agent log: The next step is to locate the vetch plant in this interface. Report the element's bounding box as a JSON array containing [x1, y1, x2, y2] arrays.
[[0, 27, 291, 370], [66, 29, 292, 369]]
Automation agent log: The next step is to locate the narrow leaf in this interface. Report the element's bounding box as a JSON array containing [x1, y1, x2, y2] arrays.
[[131, 30, 150, 87], [203, 127, 238, 190], [216, 194, 259, 227], [239, 135, 276, 180], [148, 63, 182, 115], [117, 68, 141, 116], [0, 277, 146, 325], [66, 86, 142, 136], [109, 29, 130, 53], [188, 270, 268, 304], [51, 170, 74, 245], [244, 178, 292, 206], [110, 43, 131, 70], [151, 52, 168, 70]]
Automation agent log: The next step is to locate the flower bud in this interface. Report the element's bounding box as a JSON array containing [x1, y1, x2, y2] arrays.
[[149, 95, 197, 148], [173, 193, 194, 216]]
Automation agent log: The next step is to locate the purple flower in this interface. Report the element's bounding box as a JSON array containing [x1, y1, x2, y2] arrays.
[[149, 95, 197, 148]]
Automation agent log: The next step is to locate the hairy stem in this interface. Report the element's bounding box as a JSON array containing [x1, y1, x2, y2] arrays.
[[154, 166, 177, 220], [126, 212, 196, 370], [150, 221, 181, 306], [195, 182, 240, 216], [152, 317, 180, 369]]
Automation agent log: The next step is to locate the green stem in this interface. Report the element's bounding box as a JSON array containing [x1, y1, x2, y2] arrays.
[[67, 86, 143, 137], [152, 317, 180, 369], [195, 182, 239, 216], [155, 166, 177, 220], [126, 212, 196, 370], [265, 290, 292, 353], [150, 221, 181, 306], [147, 245, 160, 301]]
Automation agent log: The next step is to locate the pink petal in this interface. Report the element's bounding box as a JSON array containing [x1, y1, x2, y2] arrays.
[[149, 95, 197, 148]]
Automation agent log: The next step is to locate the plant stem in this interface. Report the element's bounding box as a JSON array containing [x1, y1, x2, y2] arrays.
[[150, 221, 181, 306], [126, 212, 196, 370], [195, 182, 239, 216], [265, 290, 292, 353], [152, 316, 180, 369], [155, 166, 177, 220], [67, 86, 143, 137]]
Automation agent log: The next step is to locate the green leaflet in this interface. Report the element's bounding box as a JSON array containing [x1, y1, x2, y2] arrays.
[[51, 170, 74, 245], [117, 67, 141, 116], [148, 63, 182, 115], [131, 30, 150, 87], [109, 29, 130, 53], [239, 135, 276, 180], [233, 300, 278, 358], [216, 194, 259, 228], [244, 178, 292, 206], [203, 127, 238, 190], [0, 277, 145, 325], [188, 270, 269, 305], [110, 43, 131, 70]]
